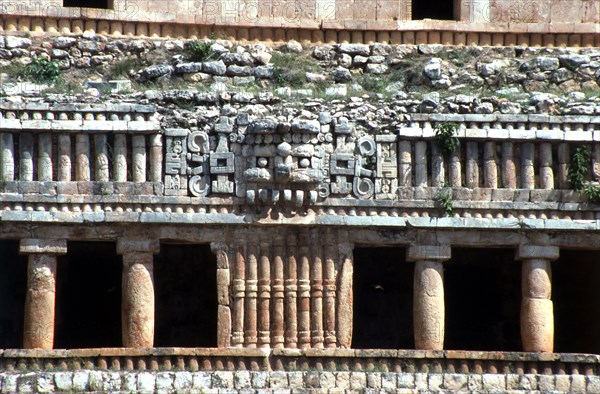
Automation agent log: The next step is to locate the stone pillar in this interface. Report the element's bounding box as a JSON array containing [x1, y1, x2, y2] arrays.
[[407, 244, 451, 350], [271, 235, 285, 349], [212, 242, 231, 348], [38, 133, 53, 181], [75, 134, 91, 181], [557, 143, 570, 189], [132, 135, 147, 182], [431, 144, 444, 187], [539, 143, 554, 189], [19, 133, 34, 181], [149, 134, 163, 183], [336, 231, 353, 348], [516, 245, 559, 353], [298, 231, 311, 349], [231, 242, 245, 347], [398, 140, 412, 187], [113, 134, 128, 182], [414, 141, 427, 187], [284, 233, 298, 348], [20, 239, 67, 349], [483, 141, 498, 188], [257, 241, 271, 348], [94, 134, 110, 182], [310, 231, 324, 348], [466, 142, 479, 188], [502, 142, 517, 188], [244, 240, 258, 348], [1, 132, 14, 181], [323, 229, 337, 348], [521, 142, 535, 189], [449, 149, 462, 187], [117, 239, 159, 348], [57, 134, 72, 182]]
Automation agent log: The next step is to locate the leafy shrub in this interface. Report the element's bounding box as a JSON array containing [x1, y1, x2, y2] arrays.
[[568, 146, 591, 192], [24, 58, 61, 84], [184, 40, 215, 62], [434, 122, 460, 156]]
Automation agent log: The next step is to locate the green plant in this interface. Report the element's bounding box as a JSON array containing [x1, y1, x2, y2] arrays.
[[585, 183, 600, 204], [356, 74, 387, 94], [24, 57, 61, 84], [184, 40, 215, 62], [433, 187, 453, 215], [568, 146, 591, 192], [434, 122, 460, 156]]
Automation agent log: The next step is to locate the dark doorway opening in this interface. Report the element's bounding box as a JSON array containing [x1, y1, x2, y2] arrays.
[[412, 0, 455, 20], [553, 250, 600, 354], [63, 0, 111, 9], [55, 241, 121, 348], [154, 244, 217, 347], [353, 247, 414, 349], [0, 240, 27, 348], [445, 248, 521, 351]]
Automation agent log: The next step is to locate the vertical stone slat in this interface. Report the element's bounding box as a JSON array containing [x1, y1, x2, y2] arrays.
[[449, 149, 461, 187], [118, 239, 159, 349], [271, 235, 285, 349], [521, 142, 535, 189], [38, 133, 53, 181], [20, 239, 67, 350], [398, 140, 412, 186], [336, 231, 353, 348], [57, 134, 71, 182], [557, 143, 570, 189], [310, 230, 324, 348], [431, 144, 444, 187], [539, 143, 554, 189], [94, 134, 110, 182], [465, 141, 479, 188], [244, 239, 258, 348], [132, 135, 147, 182], [483, 141, 498, 188], [414, 141, 427, 187], [407, 244, 451, 351], [113, 134, 128, 182], [297, 231, 311, 349], [284, 233, 298, 348], [257, 241, 271, 348], [231, 242, 246, 347], [75, 134, 91, 181], [323, 229, 337, 348], [517, 245, 559, 353], [502, 142, 517, 188], [212, 242, 232, 348], [0, 132, 14, 181], [19, 133, 34, 181], [149, 134, 163, 183]]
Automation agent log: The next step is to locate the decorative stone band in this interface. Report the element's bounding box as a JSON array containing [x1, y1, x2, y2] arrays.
[[0, 348, 598, 375], [1, 11, 600, 47]]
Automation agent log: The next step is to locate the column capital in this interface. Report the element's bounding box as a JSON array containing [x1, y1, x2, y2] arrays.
[[116, 239, 160, 255], [516, 244, 559, 261], [407, 244, 451, 262], [20, 239, 67, 255]]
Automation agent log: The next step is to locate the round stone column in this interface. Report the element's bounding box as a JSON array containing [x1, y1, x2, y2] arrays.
[[517, 245, 559, 352], [407, 244, 451, 350], [117, 239, 160, 348], [19, 239, 67, 349]]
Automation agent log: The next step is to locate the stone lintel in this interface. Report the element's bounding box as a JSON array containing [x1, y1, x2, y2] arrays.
[[19, 238, 67, 255], [407, 244, 451, 262], [516, 245, 560, 261], [116, 238, 160, 255]]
